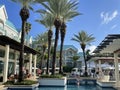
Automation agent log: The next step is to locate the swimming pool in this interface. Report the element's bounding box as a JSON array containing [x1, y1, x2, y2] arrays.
[[36, 85, 116, 90]]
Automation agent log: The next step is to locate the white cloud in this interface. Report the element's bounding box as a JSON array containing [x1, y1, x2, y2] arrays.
[[100, 10, 118, 24], [78, 48, 82, 52], [111, 24, 117, 30]]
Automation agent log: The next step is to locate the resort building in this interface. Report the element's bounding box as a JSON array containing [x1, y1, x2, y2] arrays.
[[56, 45, 78, 67], [0, 5, 37, 82]]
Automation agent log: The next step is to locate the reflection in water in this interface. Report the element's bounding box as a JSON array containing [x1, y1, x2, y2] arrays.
[[36, 85, 115, 90]]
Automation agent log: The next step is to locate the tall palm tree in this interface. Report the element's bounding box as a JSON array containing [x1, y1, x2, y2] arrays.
[[35, 13, 54, 74], [11, 0, 35, 82], [11, 0, 48, 82], [40, 0, 66, 75], [71, 30, 95, 76], [72, 55, 80, 67], [59, 0, 80, 74], [40, 0, 80, 75], [86, 49, 91, 61], [34, 32, 48, 69]]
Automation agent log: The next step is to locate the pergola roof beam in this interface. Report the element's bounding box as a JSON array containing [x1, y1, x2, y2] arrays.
[[93, 34, 120, 54]]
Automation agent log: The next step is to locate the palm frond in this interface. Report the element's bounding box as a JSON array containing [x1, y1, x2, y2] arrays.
[[35, 0, 48, 3], [35, 9, 47, 14], [11, 0, 36, 9], [35, 12, 54, 29], [72, 30, 95, 47]]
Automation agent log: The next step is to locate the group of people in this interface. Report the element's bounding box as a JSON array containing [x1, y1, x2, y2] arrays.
[[91, 68, 114, 80]]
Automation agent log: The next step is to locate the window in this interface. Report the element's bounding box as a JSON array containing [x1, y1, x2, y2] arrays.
[[0, 50, 5, 57], [0, 61, 3, 74], [9, 52, 15, 59], [67, 51, 73, 56]]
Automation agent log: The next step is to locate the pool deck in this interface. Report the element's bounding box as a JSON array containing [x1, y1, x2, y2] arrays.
[[96, 80, 115, 87], [112, 83, 120, 90], [68, 76, 117, 88], [0, 82, 7, 90]]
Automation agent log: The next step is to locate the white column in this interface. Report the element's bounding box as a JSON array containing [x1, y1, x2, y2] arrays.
[[94, 61, 97, 72], [14, 51, 17, 74], [33, 55, 37, 79], [3, 45, 9, 82], [64, 51, 67, 65], [114, 52, 119, 86], [29, 53, 32, 75], [98, 60, 102, 72]]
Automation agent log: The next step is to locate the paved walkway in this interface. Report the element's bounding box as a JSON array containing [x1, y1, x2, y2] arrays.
[[26, 76, 38, 81], [0, 83, 6, 90]]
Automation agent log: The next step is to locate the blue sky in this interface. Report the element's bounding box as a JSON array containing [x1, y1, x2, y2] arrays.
[[0, 0, 120, 52]]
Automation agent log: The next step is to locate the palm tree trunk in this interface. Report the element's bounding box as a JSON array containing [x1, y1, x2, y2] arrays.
[[46, 44, 50, 74], [52, 18, 61, 75], [52, 28, 59, 75], [81, 44, 88, 76], [83, 50, 88, 76], [46, 30, 52, 74], [19, 20, 25, 82], [59, 23, 66, 74], [59, 38, 64, 74], [19, 6, 29, 82], [83, 50, 87, 71], [40, 47, 46, 69]]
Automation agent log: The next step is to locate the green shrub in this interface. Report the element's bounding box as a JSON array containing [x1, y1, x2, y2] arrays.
[[63, 66, 73, 72], [40, 74, 63, 78], [4, 80, 37, 85]]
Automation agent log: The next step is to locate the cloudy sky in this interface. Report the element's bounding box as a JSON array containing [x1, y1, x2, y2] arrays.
[[0, 0, 120, 52]]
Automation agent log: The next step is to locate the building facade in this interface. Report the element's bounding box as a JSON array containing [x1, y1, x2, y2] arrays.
[[56, 45, 78, 67], [0, 5, 37, 82]]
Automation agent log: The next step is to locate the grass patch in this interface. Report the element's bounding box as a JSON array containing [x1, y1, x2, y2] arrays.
[[40, 74, 63, 78], [4, 80, 38, 85]]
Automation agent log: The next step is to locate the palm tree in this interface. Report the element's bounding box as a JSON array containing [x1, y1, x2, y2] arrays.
[[59, 0, 80, 74], [86, 49, 91, 61], [35, 13, 54, 74], [11, 0, 36, 82], [40, 0, 79, 75], [72, 55, 80, 67], [34, 32, 48, 69], [40, 0, 66, 75], [71, 30, 95, 76], [11, 0, 48, 82]]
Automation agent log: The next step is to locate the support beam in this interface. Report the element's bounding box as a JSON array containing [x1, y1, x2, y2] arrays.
[[3, 45, 9, 82], [114, 52, 119, 86], [94, 61, 98, 72], [14, 51, 17, 74], [33, 55, 37, 79], [98, 60, 102, 72], [29, 53, 32, 75]]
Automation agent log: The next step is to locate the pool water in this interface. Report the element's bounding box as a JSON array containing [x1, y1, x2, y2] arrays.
[[36, 85, 116, 90]]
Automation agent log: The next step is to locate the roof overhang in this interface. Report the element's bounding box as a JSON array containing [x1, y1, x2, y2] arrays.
[[90, 56, 120, 63], [93, 34, 120, 54], [0, 35, 38, 55]]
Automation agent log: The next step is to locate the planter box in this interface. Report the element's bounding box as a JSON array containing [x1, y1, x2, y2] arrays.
[[5, 83, 39, 90], [97, 81, 115, 87], [39, 77, 67, 87]]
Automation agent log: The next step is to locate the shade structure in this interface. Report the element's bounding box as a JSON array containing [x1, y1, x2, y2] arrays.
[[93, 34, 120, 54], [0, 35, 38, 55]]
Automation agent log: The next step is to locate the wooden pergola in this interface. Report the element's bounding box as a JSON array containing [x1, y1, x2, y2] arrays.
[[0, 35, 37, 55], [0, 35, 38, 82], [93, 34, 120, 86]]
